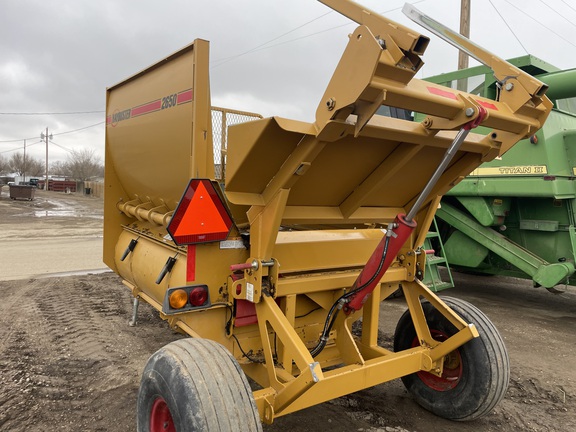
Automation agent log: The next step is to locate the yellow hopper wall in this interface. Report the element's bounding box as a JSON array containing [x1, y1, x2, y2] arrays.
[[103, 40, 213, 270]]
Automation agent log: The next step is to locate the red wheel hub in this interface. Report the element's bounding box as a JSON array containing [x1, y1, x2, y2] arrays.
[[150, 397, 176, 432], [414, 330, 463, 391]]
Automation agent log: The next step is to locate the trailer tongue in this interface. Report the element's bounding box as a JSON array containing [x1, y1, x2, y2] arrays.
[[104, 1, 551, 430]]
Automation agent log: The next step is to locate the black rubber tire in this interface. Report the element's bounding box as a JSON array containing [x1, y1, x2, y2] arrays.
[[137, 338, 262, 432], [394, 296, 509, 421]]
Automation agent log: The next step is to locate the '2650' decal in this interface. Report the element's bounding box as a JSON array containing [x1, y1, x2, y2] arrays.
[[107, 88, 193, 127], [161, 94, 178, 109]]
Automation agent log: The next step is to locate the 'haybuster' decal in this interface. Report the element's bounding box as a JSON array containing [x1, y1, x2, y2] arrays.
[[106, 88, 193, 127]]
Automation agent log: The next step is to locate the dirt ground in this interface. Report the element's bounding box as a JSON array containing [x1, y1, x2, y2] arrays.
[[0, 189, 574, 431]]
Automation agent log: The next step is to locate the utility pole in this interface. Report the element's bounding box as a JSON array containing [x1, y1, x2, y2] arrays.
[[41, 128, 52, 191], [23, 139, 26, 183], [457, 0, 471, 91]]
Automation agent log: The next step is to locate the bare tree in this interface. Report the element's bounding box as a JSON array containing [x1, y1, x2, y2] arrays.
[[0, 154, 7, 175], [50, 160, 69, 177], [8, 153, 44, 176], [64, 148, 103, 181]]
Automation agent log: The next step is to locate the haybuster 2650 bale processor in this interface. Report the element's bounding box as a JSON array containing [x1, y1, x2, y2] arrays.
[[104, 1, 552, 430]]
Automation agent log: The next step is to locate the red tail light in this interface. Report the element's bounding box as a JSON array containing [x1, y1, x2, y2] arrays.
[[189, 287, 208, 306]]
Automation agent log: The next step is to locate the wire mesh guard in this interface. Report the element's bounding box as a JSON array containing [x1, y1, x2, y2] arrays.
[[211, 107, 262, 180]]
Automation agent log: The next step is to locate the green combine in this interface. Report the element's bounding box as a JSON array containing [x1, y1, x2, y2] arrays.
[[426, 55, 576, 291]]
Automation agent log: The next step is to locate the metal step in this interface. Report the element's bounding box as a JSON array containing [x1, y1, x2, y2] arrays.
[[427, 255, 447, 266], [422, 217, 454, 291]]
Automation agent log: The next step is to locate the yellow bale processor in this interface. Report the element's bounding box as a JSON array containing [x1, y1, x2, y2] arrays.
[[104, 1, 552, 430]]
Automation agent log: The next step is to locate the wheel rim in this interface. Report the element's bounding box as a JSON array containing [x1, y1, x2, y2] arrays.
[[150, 397, 176, 432], [414, 330, 463, 391]]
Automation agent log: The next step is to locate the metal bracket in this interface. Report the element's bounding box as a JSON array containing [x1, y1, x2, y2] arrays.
[[403, 3, 548, 107]]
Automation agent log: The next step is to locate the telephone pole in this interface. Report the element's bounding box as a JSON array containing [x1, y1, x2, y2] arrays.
[[458, 0, 471, 70], [41, 128, 52, 191], [457, 0, 471, 91], [23, 139, 26, 183]]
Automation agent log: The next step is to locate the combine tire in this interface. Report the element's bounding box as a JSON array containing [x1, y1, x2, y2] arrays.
[[137, 338, 262, 432], [394, 296, 509, 421]]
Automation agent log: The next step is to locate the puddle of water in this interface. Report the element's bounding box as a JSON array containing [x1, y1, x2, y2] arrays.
[[35, 210, 77, 217], [11, 210, 104, 219], [9, 196, 103, 219], [33, 210, 103, 219]]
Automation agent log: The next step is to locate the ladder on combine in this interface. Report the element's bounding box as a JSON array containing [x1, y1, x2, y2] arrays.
[[423, 218, 454, 292]]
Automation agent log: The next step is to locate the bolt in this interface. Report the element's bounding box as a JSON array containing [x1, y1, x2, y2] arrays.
[[505, 82, 514, 91], [326, 98, 336, 111], [465, 107, 475, 117]]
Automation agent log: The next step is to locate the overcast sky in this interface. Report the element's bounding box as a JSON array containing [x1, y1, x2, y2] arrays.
[[1, 0, 575, 166]]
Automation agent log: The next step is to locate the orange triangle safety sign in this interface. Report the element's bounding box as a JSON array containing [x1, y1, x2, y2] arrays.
[[167, 179, 233, 245]]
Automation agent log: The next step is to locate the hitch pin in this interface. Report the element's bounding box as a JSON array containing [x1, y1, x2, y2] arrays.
[[230, 259, 274, 272]]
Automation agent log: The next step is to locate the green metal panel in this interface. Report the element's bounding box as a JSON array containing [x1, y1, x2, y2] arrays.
[[456, 196, 510, 226], [449, 111, 576, 199], [443, 230, 488, 268], [436, 202, 575, 288], [502, 198, 575, 268], [519, 220, 558, 232]]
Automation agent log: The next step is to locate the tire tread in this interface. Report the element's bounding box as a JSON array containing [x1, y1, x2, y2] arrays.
[[394, 296, 510, 421], [137, 338, 262, 432]]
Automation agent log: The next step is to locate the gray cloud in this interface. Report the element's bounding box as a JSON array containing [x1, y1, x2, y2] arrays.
[[0, 0, 572, 164]]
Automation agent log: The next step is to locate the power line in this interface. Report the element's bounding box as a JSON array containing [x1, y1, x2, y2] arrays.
[[52, 121, 105, 137], [536, 0, 576, 31], [488, 0, 529, 54], [560, 0, 576, 14], [211, 1, 426, 68], [501, 0, 576, 50], [0, 110, 104, 116], [231, 22, 352, 56], [211, 10, 334, 68], [255, 1, 427, 53], [0, 120, 104, 143], [49, 140, 74, 153], [0, 136, 40, 144], [0, 140, 43, 154]]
